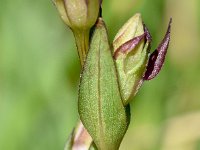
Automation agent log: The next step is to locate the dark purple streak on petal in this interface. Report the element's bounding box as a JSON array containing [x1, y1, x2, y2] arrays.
[[143, 23, 152, 53], [114, 33, 146, 59], [143, 18, 172, 80], [143, 23, 152, 43]]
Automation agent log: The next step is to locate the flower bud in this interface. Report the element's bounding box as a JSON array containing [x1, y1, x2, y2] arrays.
[[113, 13, 145, 51], [54, 0, 102, 66], [113, 13, 151, 105], [113, 14, 172, 105], [54, 0, 100, 30]]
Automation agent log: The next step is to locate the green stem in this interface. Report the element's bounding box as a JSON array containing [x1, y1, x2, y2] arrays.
[[65, 29, 93, 150], [73, 29, 90, 66]]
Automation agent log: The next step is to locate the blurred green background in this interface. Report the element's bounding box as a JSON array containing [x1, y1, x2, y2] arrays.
[[1, 0, 200, 150]]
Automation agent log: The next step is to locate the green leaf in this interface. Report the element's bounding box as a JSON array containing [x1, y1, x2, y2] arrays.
[[78, 18, 130, 150], [115, 40, 149, 105]]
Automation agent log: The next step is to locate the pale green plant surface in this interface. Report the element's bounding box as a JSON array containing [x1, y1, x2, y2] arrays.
[[1, 0, 200, 150]]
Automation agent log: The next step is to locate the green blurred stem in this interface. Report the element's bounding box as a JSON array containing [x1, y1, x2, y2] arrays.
[[73, 29, 90, 66], [67, 29, 93, 150]]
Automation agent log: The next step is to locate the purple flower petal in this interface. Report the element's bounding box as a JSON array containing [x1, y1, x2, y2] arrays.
[[113, 33, 146, 59], [143, 18, 172, 80]]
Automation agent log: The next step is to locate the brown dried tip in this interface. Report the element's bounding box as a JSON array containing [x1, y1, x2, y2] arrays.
[[143, 18, 172, 80], [113, 33, 146, 59]]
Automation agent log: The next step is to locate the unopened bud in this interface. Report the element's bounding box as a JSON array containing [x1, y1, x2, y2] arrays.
[[54, 0, 102, 66], [113, 13, 151, 105], [113, 13, 145, 51], [113, 14, 172, 105], [54, 0, 100, 30]]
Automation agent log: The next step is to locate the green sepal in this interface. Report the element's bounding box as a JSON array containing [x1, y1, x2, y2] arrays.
[[78, 18, 130, 150], [115, 41, 149, 105]]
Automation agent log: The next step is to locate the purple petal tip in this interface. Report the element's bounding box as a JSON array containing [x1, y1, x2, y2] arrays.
[[143, 18, 172, 80], [143, 23, 152, 43]]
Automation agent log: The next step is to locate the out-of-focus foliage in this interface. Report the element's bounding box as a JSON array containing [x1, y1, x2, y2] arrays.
[[0, 0, 200, 150]]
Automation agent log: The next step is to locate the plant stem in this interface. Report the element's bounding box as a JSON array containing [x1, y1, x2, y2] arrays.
[[73, 29, 90, 66], [66, 29, 93, 150]]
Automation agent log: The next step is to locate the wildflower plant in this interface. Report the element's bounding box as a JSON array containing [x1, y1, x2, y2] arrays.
[[54, 0, 172, 150]]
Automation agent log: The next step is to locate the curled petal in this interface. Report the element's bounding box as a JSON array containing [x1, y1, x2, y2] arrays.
[[113, 33, 146, 59], [143, 18, 172, 80]]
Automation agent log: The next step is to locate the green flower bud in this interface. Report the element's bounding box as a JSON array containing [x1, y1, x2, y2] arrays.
[[56, 0, 102, 144], [53, 0, 102, 66], [113, 13, 151, 105], [54, 0, 100, 30]]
